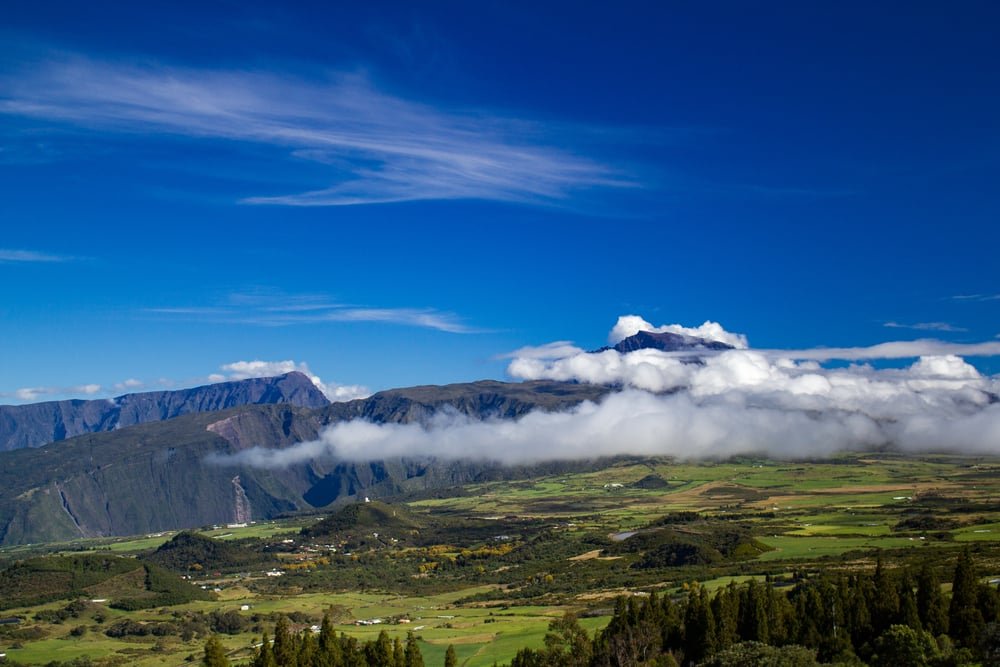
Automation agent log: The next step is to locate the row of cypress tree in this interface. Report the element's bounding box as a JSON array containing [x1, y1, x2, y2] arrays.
[[511, 550, 1000, 666], [204, 613, 459, 667]]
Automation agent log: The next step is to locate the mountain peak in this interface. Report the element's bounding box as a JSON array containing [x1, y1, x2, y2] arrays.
[[610, 330, 736, 354]]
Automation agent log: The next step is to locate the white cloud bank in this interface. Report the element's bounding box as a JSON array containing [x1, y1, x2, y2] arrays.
[[512, 315, 1000, 390], [217, 317, 1000, 467], [217, 372, 1000, 467]]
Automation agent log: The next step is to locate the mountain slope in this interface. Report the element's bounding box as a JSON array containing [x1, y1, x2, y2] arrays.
[[0, 379, 608, 546], [0, 371, 330, 451], [319, 379, 609, 425], [0, 404, 321, 545], [0, 554, 212, 610]]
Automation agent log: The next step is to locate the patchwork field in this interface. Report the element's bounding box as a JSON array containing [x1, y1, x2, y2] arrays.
[[3, 452, 1000, 665]]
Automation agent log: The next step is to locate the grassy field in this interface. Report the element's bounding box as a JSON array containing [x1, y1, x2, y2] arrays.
[[0, 588, 602, 667], [4, 452, 1000, 665]]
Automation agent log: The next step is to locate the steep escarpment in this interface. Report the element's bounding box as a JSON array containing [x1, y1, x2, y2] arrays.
[[0, 371, 329, 451], [319, 379, 609, 425], [0, 379, 607, 545]]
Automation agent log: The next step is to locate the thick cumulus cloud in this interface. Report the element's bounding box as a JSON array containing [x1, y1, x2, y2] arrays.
[[215, 360, 370, 401], [608, 315, 749, 348], [215, 371, 997, 467], [215, 318, 1000, 467]]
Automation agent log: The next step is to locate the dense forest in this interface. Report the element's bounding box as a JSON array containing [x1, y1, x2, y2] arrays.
[[512, 550, 1000, 666]]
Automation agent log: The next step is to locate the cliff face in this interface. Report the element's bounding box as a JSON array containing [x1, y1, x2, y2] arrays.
[[0, 372, 330, 451], [319, 379, 609, 425], [0, 379, 607, 545]]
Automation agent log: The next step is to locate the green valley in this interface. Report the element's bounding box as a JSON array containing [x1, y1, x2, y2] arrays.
[[2, 452, 1000, 665]]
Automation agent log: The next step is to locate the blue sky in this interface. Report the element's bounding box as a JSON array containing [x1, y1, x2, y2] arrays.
[[2, 1, 999, 402]]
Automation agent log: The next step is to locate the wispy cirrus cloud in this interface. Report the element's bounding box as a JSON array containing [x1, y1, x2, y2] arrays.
[[0, 54, 630, 207], [952, 294, 1000, 302], [883, 321, 968, 333], [317, 308, 478, 333], [0, 248, 75, 263], [143, 291, 483, 334], [765, 340, 1000, 362]]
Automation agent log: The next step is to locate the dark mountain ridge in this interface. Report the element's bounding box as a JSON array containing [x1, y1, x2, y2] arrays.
[[0, 371, 330, 451], [593, 330, 736, 355], [319, 379, 609, 426], [613, 330, 735, 354]]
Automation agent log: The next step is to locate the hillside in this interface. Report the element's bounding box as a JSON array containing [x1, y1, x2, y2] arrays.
[[0, 404, 321, 546], [0, 553, 212, 610], [301, 500, 424, 538], [3, 453, 1000, 666], [318, 379, 609, 425], [145, 531, 275, 573], [0, 371, 330, 451], [0, 380, 607, 546]]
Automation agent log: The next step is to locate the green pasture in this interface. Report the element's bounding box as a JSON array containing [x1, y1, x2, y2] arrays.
[[953, 522, 1000, 542], [0, 587, 605, 667], [10, 452, 1000, 665], [201, 522, 305, 541], [757, 535, 931, 561], [785, 511, 893, 537]]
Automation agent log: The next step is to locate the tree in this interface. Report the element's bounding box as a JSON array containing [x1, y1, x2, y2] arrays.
[[698, 641, 819, 667], [298, 630, 318, 666], [202, 635, 230, 667], [916, 564, 948, 636], [273, 616, 298, 667], [897, 573, 921, 630], [543, 612, 592, 666], [845, 574, 875, 652], [405, 631, 425, 667], [871, 624, 940, 667], [367, 630, 394, 667], [712, 583, 739, 649], [683, 585, 716, 665], [444, 644, 458, 667], [394, 636, 406, 667], [950, 549, 985, 647], [872, 556, 900, 637], [592, 594, 665, 666], [317, 614, 342, 667], [981, 622, 1000, 667], [738, 579, 769, 643], [252, 631, 277, 667]]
